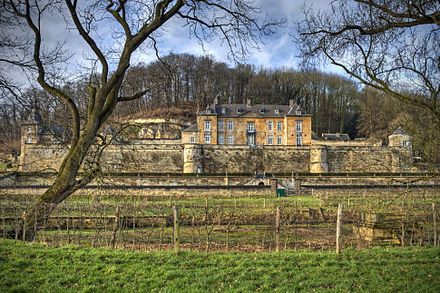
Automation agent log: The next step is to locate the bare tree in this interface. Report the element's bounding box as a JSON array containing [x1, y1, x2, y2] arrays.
[[296, 0, 440, 121], [1, 0, 282, 241]]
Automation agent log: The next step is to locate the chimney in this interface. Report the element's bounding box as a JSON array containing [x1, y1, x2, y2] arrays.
[[247, 98, 252, 107], [289, 99, 294, 107]]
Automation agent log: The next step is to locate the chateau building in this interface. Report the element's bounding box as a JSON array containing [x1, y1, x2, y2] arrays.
[[183, 99, 312, 146], [19, 100, 413, 174]]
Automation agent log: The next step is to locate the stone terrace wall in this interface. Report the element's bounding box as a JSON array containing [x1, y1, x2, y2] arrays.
[[200, 145, 310, 173], [326, 146, 412, 173], [19, 143, 411, 174], [21, 144, 184, 173]]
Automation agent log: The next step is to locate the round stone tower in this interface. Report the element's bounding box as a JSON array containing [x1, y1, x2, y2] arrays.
[[309, 146, 329, 173], [183, 144, 203, 173]]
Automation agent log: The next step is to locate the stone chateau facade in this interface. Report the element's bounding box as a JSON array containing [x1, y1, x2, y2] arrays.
[[19, 101, 413, 174]]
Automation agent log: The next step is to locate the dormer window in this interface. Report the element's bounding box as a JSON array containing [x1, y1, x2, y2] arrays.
[[206, 109, 212, 114], [274, 109, 280, 114], [237, 109, 242, 114], [260, 109, 265, 114], [296, 109, 302, 115], [221, 108, 226, 114]]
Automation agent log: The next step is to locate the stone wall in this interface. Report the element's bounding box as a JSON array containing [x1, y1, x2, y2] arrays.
[[19, 142, 412, 174], [326, 146, 412, 173], [200, 145, 310, 173], [21, 144, 184, 173]]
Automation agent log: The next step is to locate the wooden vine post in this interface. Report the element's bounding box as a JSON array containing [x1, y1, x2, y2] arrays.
[[111, 206, 120, 249], [173, 205, 180, 253], [433, 203, 437, 247], [336, 204, 344, 254], [276, 206, 281, 252]]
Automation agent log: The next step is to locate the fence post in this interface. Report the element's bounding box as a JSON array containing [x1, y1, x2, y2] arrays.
[[2, 206, 5, 239], [336, 204, 344, 254], [433, 203, 437, 247], [111, 206, 120, 249], [276, 206, 281, 252], [173, 205, 180, 253]]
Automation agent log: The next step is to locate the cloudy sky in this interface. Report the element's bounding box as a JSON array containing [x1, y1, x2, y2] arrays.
[[131, 0, 334, 69], [4, 0, 339, 86]]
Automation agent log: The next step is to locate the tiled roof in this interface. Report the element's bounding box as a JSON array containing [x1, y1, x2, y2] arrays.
[[321, 133, 350, 141], [25, 103, 43, 124], [198, 103, 310, 118], [391, 127, 409, 136], [182, 124, 198, 132]]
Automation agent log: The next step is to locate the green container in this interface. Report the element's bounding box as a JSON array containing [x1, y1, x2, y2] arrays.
[[276, 189, 286, 197]]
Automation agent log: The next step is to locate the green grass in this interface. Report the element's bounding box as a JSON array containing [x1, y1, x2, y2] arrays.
[[1, 239, 439, 292]]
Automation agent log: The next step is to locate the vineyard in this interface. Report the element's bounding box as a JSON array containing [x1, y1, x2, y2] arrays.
[[2, 186, 439, 252]]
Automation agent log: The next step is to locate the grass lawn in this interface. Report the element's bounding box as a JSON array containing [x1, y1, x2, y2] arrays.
[[1, 239, 439, 292]]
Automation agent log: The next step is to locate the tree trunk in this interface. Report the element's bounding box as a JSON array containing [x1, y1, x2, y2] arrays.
[[20, 120, 101, 241]]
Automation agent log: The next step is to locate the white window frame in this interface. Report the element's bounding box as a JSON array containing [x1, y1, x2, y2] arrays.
[[247, 134, 255, 146], [274, 109, 280, 114], [190, 136, 195, 143], [296, 109, 301, 115], [27, 127, 32, 134], [402, 140, 407, 147], [204, 133, 211, 144], [227, 134, 234, 145], [296, 120, 303, 133], [218, 134, 225, 145], [277, 135, 282, 145], [227, 120, 234, 131], [267, 135, 273, 145], [277, 121, 283, 132], [26, 136, 32, 144], [296, 133, 302, 146], [204, 120, 211, 131], [247, 122, 255, 132], [218, 120, 225, 131], [267, 120, 273, 131]]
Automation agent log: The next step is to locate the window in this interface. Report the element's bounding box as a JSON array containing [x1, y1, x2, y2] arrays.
[[247, 122, 255, 132], [267, 135, 273, 145], [227, 120, 234, 131], [296, 109, 302, 115], [277, 121, 283, 132], [204, 120, 211, 131], [296, 120, 303, 133], [218, 120, 225, 131], [402, 140, 407, 147], [247, 134, 255, 146], [219, 134, 225, 145], [190, 136, 195, 143], [27, 127, 32, 134], [206, 109, 212, 114], [277, 135, 282, 145], [296, 133, 302, 146], [227, 134, 234, 145], [221, 108, 226, 114], [26, 136, 32, 144], [267, 120, 273, 131], [204, 133, 211, 144], [274, 109, 280, 114]]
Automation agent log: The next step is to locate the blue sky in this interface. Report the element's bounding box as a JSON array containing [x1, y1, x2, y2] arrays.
[[130, 0, 334, 70], [5, 0, 339, 86]]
